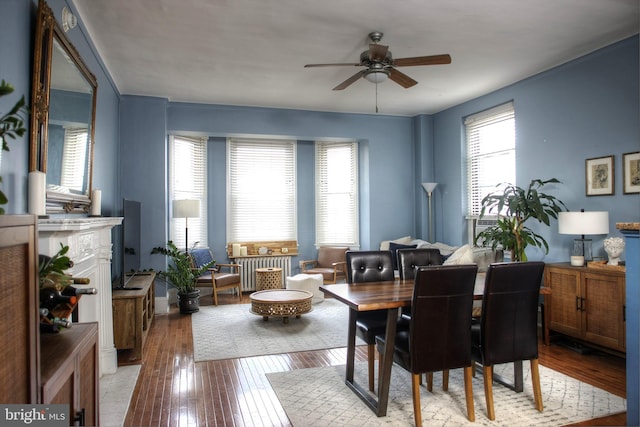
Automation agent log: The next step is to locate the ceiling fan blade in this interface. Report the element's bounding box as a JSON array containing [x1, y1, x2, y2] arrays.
[[389, 68, 418, 88], [333, 70, 366, 90], [304, 63, 361, 68], [368, 44, 389, 62], [393, 54, 452, 67]]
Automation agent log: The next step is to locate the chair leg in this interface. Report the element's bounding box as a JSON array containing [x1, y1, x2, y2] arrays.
[[483, 365, 495, 421], [235, 285, 242, 301], [426, 372, 433, 392], [213, 288, 219, 306], [463, 366, 475, 422], [411, 373, 422, 427], [530, 359, 544, 412], [442, 369, 449, 391], [367, 344, 375, 392]]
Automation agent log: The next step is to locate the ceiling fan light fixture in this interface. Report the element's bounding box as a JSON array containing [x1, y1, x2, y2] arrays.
[[364, 70, 389, 84]]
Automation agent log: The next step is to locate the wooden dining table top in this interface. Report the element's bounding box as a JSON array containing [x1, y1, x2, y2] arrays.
[[320, 273, 550, 312]]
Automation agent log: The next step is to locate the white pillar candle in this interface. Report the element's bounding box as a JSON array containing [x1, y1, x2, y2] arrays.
[[232, 243, 241, 257], [240, 246, 248, 256], [28, 171, 46, 216], [90, 189, 102, 216]]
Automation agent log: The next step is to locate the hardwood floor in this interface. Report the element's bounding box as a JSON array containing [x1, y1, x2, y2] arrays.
[[124, 293, 626, 426]]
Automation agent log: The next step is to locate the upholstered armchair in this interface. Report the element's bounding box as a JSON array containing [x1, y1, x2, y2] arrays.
[[190, 248, 242, 306], [299, 246, 348, 284]]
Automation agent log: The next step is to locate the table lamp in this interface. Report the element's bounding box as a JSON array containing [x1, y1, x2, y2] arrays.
[[173, 199, 200, 250], [558, 210, 609, 266], [422, 182, 438, 242]]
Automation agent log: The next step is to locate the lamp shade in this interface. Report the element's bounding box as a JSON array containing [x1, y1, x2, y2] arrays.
[[173, 199, 200, 219], [558, 211, 609, 235], [422, 182, 438, 193], [364, 70, 389, 83]]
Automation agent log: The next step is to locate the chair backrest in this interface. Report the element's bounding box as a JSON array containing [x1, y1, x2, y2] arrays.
[[479, 261, 545, 365], [409, 265, 478, 373], [190, 248, 214, 269], [345, 250, 395, 283], [317, 246, 349, 268], [397, 248, 443, 280]]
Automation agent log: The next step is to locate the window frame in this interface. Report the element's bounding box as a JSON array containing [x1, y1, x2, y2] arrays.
[[314, 140, 359, 247]]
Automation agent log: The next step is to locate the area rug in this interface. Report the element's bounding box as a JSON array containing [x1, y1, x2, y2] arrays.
[[266, 362, 626, 426], [191, 299, 363, 361]]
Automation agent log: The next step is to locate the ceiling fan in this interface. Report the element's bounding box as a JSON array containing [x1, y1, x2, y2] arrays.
[[304, 31, 451, 91]]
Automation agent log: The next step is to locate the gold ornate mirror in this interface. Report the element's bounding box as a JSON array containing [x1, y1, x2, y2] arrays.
[[30, 0, 97, 213]]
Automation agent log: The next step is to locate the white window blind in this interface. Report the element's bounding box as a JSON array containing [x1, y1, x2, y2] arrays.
[[227, 138, 296, 242], [169, 135, 207, 249], [60, 126, 88, 192], [315, 141, 359, 246], [466, 102, 516, 216]]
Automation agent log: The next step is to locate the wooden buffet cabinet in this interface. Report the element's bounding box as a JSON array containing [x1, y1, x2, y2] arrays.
[[112, 273, 155, 363], [41, 323, 99, 425], [544, 263, 626, 353], [0, 215, 99, 426]]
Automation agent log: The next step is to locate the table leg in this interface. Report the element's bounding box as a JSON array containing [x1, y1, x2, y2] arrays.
[[346, 308, 357, 383], [344, 307, 398, 417]]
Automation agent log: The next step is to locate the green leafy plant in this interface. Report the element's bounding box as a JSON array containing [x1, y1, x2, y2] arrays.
[[0, 79, 28, 214], [39, 243, 73, 289], [474, 178, 567, 261], [151, 241, 214, 293]]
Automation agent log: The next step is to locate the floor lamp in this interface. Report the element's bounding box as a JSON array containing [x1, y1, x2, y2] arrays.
[[173, 199, 200, 250], [422, 182, 438, 242]]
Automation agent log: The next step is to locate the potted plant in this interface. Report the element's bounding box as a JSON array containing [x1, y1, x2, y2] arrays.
[[0, 79, 28, 214], [151, 241, 214, 313], [474, 178, 567, 262]]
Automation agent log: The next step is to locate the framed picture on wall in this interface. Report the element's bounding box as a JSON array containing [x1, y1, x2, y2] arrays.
[[623, 151, 640, 194], [585, 155, 614, 196]]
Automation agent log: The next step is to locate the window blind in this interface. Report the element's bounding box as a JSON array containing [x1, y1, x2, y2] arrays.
[[465, 102, 515, 216], [169, 135, 207, 249], [315, 141, 358, 246], [60, 126, 88, 192], [227, 138, 296, 242]]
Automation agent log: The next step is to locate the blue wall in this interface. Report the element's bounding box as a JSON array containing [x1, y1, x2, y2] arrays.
[[432, 36, 639, 262]]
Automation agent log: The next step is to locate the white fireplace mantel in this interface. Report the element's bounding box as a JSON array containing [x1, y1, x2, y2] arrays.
[[39, 217, 122, 376]]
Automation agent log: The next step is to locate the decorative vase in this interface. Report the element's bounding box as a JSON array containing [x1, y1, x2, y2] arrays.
[[178, 289, 201, 314]]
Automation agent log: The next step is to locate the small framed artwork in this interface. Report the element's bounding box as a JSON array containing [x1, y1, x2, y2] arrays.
[[585, 155, 614, 196], [623, 151, 640, 194]]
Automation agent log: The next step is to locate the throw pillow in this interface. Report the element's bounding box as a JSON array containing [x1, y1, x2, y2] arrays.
[[380, 236, 412, 251], [443, 244, 475, 265], [389, 242, 417, 270]]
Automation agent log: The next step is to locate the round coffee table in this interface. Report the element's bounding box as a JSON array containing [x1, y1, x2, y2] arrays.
[[249, 289, 313, 323]]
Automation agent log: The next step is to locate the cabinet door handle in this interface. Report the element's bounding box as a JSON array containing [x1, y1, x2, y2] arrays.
[[581, 297, 586, 312], [623, 305, 626, 322], [73, 408, 85, 426]]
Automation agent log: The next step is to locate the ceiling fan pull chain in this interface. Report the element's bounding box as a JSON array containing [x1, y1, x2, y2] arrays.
[[375, 81, 379, 113]]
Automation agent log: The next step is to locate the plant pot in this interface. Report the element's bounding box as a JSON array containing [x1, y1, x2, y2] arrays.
[[177, 289, 201, 314]]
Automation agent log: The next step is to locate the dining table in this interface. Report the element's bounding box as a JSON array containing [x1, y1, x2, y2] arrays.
[[320, 274, 551, 417]]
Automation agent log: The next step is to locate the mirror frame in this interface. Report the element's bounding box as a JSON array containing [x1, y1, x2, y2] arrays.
[[30, 0, 97, 214]]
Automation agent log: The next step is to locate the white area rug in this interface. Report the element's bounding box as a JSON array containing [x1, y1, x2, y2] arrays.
[[99, 365, 141, 427], [191, 299, 363, 361], [267, 362, 626, 426]]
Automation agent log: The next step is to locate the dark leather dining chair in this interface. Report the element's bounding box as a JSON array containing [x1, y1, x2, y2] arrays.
[[375, 265, 478, 426], [471, 261, 545, 421], [345, 250, 395, 392]]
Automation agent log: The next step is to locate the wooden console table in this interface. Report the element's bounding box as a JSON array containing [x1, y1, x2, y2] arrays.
[[112, 272, 156, 363]]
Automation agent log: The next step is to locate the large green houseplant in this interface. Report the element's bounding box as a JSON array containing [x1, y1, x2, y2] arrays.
[[0, 80, 28, 214], [151, 241, 214, 313], [474, 178, 567, 262]]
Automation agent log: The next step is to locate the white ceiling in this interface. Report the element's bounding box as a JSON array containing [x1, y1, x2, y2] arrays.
[[72, 0, 639, 116]]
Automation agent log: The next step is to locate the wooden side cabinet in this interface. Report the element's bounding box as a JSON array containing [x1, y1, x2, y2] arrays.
[[40, 322, 99, 426], [112, 273, 155, 363], [545, 263, 626, 352]]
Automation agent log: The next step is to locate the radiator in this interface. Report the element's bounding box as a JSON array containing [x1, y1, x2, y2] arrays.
[[236, 256, 291, 292]]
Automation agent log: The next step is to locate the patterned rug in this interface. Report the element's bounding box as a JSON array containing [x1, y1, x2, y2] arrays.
[[267, 362, 626, 426], [191, 299, 363, 361]]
